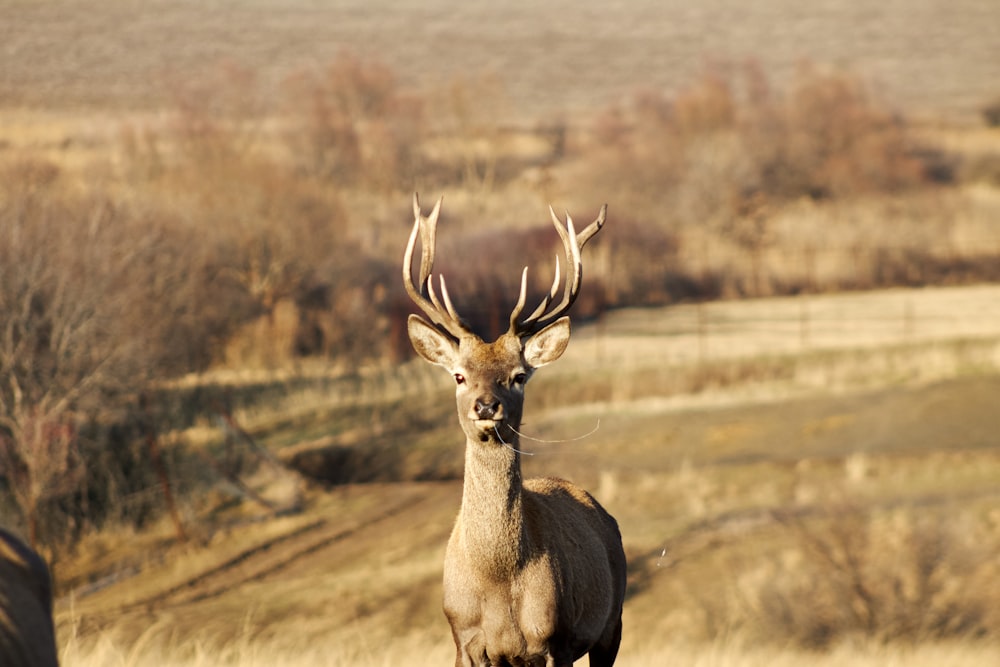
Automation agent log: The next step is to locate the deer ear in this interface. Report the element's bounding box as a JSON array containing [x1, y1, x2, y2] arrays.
[[407, 314, 458, 367], [523, 316, 571, 368]]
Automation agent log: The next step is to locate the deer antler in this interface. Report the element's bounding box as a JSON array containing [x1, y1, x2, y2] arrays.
[[403, 193, 474, 340], [508, 204, 606, 338]]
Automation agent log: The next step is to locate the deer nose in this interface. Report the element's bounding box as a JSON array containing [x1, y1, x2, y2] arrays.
[[474, 397, 501, 420]]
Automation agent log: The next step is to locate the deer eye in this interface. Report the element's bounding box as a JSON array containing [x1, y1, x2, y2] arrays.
[[512, 372, 528, 386], [454, 373, 466, 385]]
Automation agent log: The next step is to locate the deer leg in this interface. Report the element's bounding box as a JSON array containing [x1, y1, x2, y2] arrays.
[[452, 633, 480, 667], [587, 617, 622, 667], [543, 647, 577, 667]]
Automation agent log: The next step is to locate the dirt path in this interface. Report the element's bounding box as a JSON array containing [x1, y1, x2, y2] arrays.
[[58, 481, 458, 640]]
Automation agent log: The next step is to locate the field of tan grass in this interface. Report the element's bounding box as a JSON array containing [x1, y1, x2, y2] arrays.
[[57, 633, 1000, 667], [45, 284, 1000, 666], [3, 0, 999, 123], [3, 1, 1000, 665]]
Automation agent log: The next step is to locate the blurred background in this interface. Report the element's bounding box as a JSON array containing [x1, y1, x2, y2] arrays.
[[1, 1, 999, 665]]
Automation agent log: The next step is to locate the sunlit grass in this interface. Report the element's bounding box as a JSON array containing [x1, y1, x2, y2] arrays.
[[59, 626, 1000, 667]]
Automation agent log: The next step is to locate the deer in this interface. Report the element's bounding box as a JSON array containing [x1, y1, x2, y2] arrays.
[[0, 528, 59, 667], [403, 194, 626, 667]]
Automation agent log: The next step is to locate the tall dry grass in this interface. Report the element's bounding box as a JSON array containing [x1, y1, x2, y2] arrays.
[[57, 625, 1000, 667]]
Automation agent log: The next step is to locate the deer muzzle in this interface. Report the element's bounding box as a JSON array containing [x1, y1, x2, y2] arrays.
[[474, 397, 501, 420], [471, 396, 506, 433]]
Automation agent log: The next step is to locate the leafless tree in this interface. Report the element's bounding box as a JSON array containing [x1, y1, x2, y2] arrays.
[[0, 166, 174, 546]]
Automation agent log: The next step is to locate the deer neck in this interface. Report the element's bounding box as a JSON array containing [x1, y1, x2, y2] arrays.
[[458, 433, 527, 578]]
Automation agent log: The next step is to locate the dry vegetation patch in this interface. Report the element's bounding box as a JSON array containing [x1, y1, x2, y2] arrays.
[[3, 6, 1000, 662]]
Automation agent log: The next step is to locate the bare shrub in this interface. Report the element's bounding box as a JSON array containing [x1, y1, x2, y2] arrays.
[[584, 63, 930, 213], [179, 170, 354, 368], [582, 90, 686, 215], [425, 72, 514, 194], [121, 74, 370, 368], [0, 160, 210, 547], [283, 52, 426, 190], [298, 254, 398, 363], [162, 61, 268, 170], [118, 56, 438, 368], [750, 63, 927, 200], [574, 63, 958, 302], [673, 66, 738, 136], [723, 506, 1000, 648]]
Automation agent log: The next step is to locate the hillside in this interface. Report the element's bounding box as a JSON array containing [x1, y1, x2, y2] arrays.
[[53, 285, 1000, 665], [2, 1, 999, 664]]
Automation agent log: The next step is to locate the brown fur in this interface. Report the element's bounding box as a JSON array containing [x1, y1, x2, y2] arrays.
[[409, 319, 627, 667], [0, 528, 59, 667]]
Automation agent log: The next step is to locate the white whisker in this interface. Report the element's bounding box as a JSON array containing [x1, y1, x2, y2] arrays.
[[508, 419, 600, 444], [493, 426, 536, 456]]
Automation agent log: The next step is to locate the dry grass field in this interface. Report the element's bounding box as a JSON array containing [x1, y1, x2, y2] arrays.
[[48, 285, 1000, 666], [2, 0, 999, 122], [2, 1, 1000, 666]]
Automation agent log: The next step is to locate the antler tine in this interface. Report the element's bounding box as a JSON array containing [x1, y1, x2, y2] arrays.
[[508, 255, 563, 331], [576, 203, 607, 248], [508, 267, 530, 331], [509, 204, 606, 338], [403, 194, 471, 340]]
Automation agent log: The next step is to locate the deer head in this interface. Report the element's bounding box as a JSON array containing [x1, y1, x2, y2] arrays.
[[403, 194, 605, 445], [403, 195, 624, 667]]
